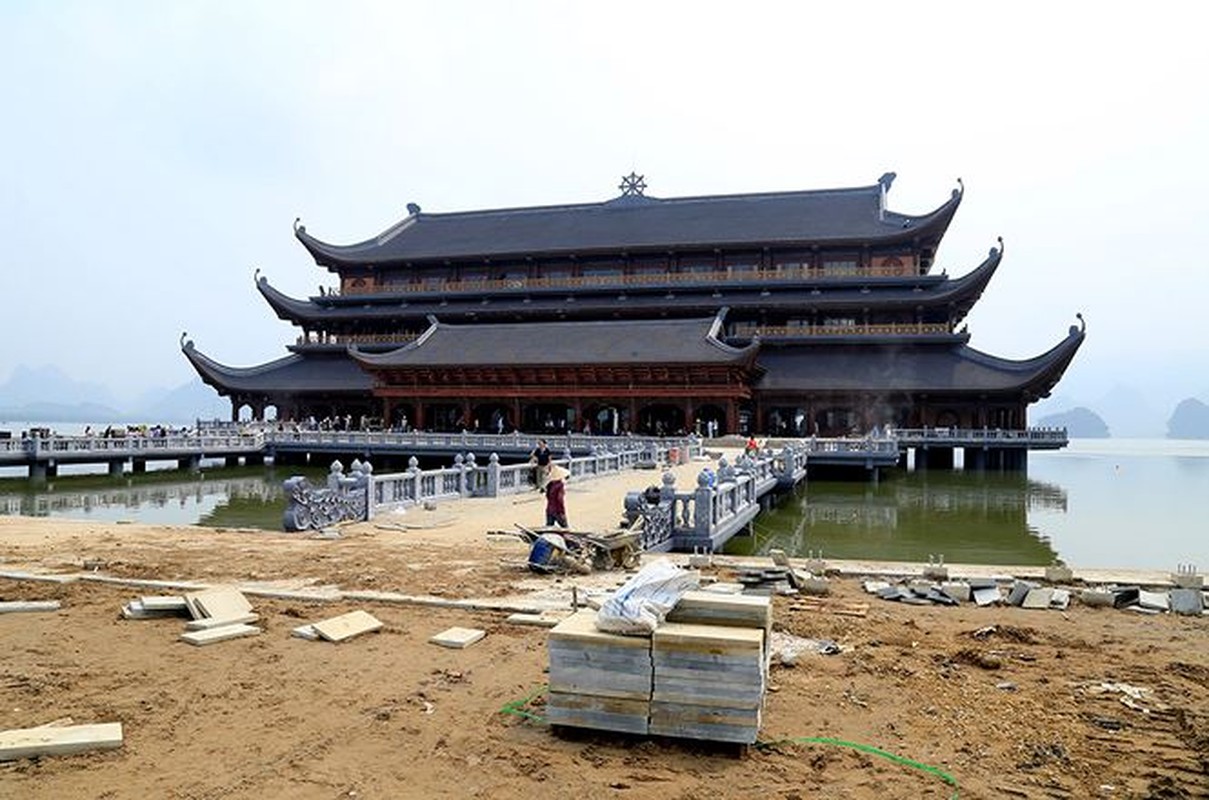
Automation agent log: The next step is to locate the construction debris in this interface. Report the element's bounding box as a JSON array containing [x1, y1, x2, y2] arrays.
[[179, 624, 261, 647], [0, 600, 61, 614], [310, 610, 384, 642], [0, 722, 123, 762], [429, 626, 486, 649]]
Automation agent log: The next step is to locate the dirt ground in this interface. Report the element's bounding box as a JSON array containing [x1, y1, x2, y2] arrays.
[[1, 494, 1207, 798]]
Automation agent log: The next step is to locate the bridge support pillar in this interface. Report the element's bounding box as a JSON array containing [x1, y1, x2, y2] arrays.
[[246, 453, 265, 466], [132, 459, 146, 474], [225, 456, 241, 468], [108, 460, 125, 477], [30, 462, 49, 482], [178, 455, 201, 473]]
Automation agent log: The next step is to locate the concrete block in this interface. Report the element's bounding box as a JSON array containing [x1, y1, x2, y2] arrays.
[[0, 722, 123, 762], [1079, 588, 1115, 608], [973, 586, 1002, 607], [429, 626, 485, 649], [1007, 580, 1036, 607], [184, 613, 259, 631], [140, 596, 189, 612], [798, 576, 831, 596], [1137, 590, 1169, 612], [179, 624, 261, 646], [687, 553, 713, 568], [1049, 589, 1071, 610], [908, 579, 936, 594], [922, 565, 949, 581], [941, 581, 971, 603], [768, 549, 790, 567], [1044, 565, 1073, 584], [1112, 586, 1140, 608], [0, 601, 61, 614], [505, 611, 571, 628], [312, 610, 384, 642], [966, 577, 999, 590], [1021, 588, 1054, 610], [1169, 589, 1204, 616]]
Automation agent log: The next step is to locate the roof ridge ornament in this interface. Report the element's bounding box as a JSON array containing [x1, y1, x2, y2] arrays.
[[953, 178, 964, 199], [293, 217, 305, 234], [878, 172, 896, 192], [991, 235, 1004, 258], [618, 172, 647, 197]]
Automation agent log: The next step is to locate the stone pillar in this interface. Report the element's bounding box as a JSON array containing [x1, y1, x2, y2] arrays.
[[225, 456, 241, 468], [486, 453, 500, 497], [132, 459, 147, 474], [693, 469, 715, 545], [108, 459, 124, 477], [178, 455, 201, 473]]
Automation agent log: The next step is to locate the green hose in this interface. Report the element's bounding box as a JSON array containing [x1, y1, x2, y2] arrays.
[[500, 686, 959, 798], [757, 736, 959, 799]]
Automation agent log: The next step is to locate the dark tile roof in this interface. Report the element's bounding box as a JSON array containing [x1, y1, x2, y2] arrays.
[[296, 178, 962, 266], [755, 324, 1085, 397], [182, 341, 372, 394], [351, 315, 755, 368]]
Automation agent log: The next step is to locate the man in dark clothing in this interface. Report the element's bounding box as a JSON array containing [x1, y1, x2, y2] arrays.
[[530, 438, 552, 489]]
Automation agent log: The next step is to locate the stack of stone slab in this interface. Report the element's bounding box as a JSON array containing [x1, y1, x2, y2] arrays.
[[545, 592, 772, 744], [650, 622, 765, 743], [547, 610, 653, 735]]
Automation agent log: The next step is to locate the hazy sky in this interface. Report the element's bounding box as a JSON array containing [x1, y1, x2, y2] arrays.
[[3, 2, 1206, 409]]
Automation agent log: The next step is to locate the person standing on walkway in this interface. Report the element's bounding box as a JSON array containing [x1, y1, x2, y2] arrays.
[[530, 438, 552, 489], [543, 464, 569, 528]]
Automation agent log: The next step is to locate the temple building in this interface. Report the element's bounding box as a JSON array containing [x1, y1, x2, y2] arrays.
[[183, 172, 1084, 436]]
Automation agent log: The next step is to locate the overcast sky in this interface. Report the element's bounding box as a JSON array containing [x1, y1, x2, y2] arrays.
[[2, 1, 1206, 410]]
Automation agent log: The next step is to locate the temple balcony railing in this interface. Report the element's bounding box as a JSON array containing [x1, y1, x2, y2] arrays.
[[336, 264, 925, 298], [731, 322, 952, 338], [295, 332, 420, 347], [892, 427, 1069, 449]]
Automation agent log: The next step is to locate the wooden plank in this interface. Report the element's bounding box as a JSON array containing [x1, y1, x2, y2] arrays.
[[179, 624, 260, 647], [0, 601, 61, 614], [428, 626, 485, 649], [0, 723, 123, 762], [183, 613, 260, 631], [311, 610, 384, 643]]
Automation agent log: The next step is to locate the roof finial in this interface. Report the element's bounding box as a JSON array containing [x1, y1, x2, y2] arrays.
[[180, 331, 189, 350], [619, 172, 647, 197], [293, 217, 305, 234], [407, 202, 422, 216], [878, 172, 896, 192]]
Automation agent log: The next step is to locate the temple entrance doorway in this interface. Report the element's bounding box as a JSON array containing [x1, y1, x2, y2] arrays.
[[472, 403, 511, 434], [425, 403, 463, 432], [389, 404, 415, 432], [766, 406, 808, 436], [583, 404, 624, 436], [524, 403, 573, 434], [637, 404, 685, 437], [694, 404, 726, 438], [815, 406, 857, 436]]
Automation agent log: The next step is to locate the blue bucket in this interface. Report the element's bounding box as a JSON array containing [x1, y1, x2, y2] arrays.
[[528, 534, 565, 572]]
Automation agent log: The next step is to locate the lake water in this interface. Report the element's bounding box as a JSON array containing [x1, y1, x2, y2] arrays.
[[1, 438, 1206, 569]]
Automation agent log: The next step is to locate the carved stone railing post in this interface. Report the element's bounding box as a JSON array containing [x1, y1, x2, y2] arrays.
[[693, 469, 715, 543], [454, 454, 467, 498], [487, 453, 500, 497], [464, 452, 477, 497]]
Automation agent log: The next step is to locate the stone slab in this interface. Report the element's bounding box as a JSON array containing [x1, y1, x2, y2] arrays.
[[1112, 586, 1140, 609], [941, 581, 971, 603], [505, 611, 571, 628], [183, 613, 260, 631], [428, 626, 485, 649], [1022, 588, 1054, 610], [291, 623, 320, 640], [0, 722, 123, 762], [973, 586, 1002, 607], [1049, 589, 1071, 610], [966, 577, 1000, 590], [654, 623, 764, 651], [1007, 580, 1036, 607], [700, 582, 745, 594], [185, 587, 253, 621], [140, 595, 189, 612], [768, 549, 790, 567], [0, 570, 78, 584], [1137, 590, 1170, 611], [1044, 565, 1073, 583], [0, 601, 61, 614], [548, 668, 653, 700], [1079, 589, 1115, 608], [546, 692, 649, 735], [1169, 588, 1205, 616], [312, 610, 384, 643], [179, 624, 261, 646], [548, 609, 651, 648]]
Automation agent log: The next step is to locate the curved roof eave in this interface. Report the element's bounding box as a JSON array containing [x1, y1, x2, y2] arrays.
[[181, 338, 303, 395], [256, 275, 324, 323], [294, 178, 964, 269]]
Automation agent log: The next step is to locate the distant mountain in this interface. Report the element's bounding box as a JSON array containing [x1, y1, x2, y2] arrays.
[[1092, 384, 1165, 438], [0, 364, 119, 409], [134, 379, 228, 422], [1037, 406, 1110, 438], [0, 363, 228, 425], [1167, 398, 1209, 439]]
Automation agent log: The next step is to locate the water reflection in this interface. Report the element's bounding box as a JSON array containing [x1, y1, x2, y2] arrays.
[[0, 469, 312, 530], [724, 472, 1066, 566]]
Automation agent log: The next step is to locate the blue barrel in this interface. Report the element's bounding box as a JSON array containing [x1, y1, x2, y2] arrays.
[[528, 533, 565, 572]]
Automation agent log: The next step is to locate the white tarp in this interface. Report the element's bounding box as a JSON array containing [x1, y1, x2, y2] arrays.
[[595, 559, 699, 636]]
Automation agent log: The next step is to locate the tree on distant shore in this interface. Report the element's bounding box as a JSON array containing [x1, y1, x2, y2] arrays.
[[1167, 398, 1209, 439]]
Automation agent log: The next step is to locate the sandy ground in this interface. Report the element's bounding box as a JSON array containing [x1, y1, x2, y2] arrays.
[[1, 458, 1207, 799]]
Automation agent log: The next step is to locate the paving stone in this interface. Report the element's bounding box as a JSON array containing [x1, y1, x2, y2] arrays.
[[862, 580, 891, 595], [1169, 588, 1204, 616], [308, 610, 384, 642], [926, 588, 960, 607], [966, 577, 999, 590], [179, 624, 261, 646], [768, 549, 790, 567], [1049, 589, 1071, 610], [183, 613, 259, 631], [941, 582, 971, 603], [428, 626, 485, 649], [185, 587, 253, 621], [700, 582, 745, 594], [973, 586, 1003, 607], [140, 596, 189, 612], [291, 623, 320, 640], [0, 722, 123, 762], [505, 611, 571, 628], [1007, 581, 1036, 607], [1044, 565, 1073, 583], [1079, 588, 1115, 607], [0, 601, 61, 614], [1137, 590, 1170, 612], [1022, 588, 1054, 609]]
